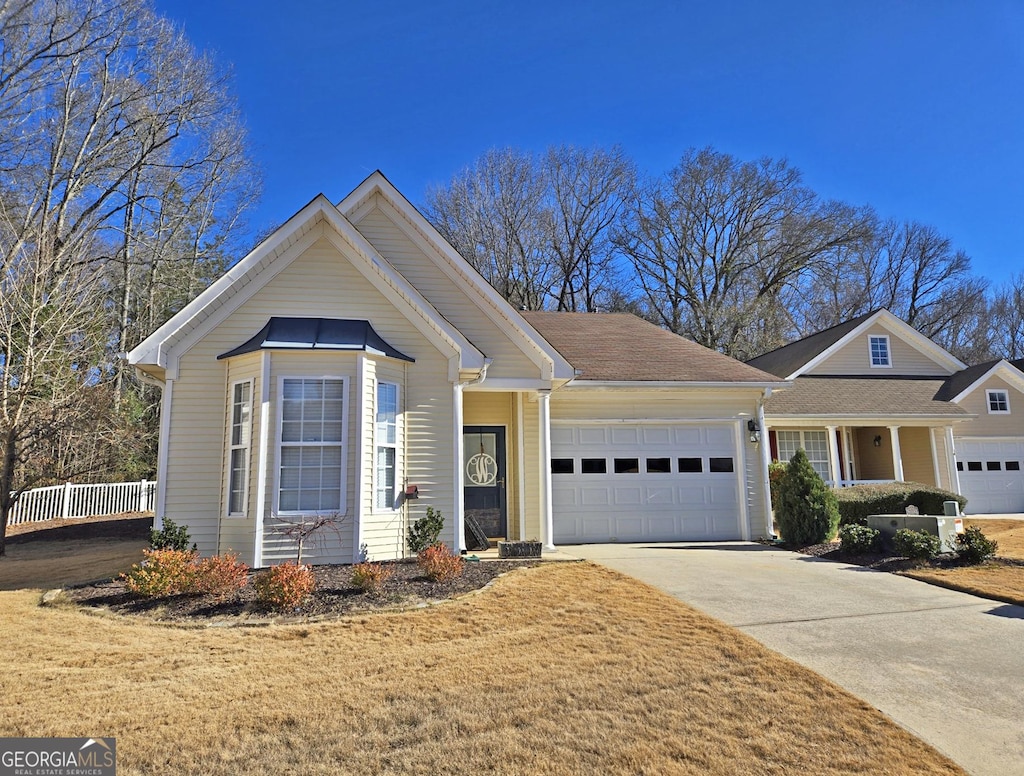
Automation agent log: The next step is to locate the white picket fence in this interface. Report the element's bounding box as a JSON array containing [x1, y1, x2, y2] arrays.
[[6, 480, 157, 526]]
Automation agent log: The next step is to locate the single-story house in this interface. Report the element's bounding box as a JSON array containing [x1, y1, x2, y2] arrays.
[[128, 172, 787, 565], [746, 309, 1024, 514]]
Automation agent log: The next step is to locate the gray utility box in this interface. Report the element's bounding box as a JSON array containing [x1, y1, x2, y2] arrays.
[[866, 515, 965, 553]]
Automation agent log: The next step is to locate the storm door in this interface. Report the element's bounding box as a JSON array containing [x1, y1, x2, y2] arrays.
[[463, 426, 507, 540]]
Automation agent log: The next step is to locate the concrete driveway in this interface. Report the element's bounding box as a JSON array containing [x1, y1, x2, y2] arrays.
[[572, 542, 1024, 776]]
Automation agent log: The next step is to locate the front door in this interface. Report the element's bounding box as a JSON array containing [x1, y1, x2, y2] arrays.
[[463, 426, 507, 539]]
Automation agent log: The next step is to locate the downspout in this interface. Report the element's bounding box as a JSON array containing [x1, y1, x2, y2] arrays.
[[757, 388, 775, 539], [465, 359, 492, 387]]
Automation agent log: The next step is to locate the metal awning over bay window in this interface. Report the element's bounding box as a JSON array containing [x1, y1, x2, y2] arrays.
[[217, 317, 414, 362]]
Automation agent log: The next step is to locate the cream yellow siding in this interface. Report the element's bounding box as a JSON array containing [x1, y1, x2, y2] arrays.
[[953, 376, 1024, 438], [218, 352, 262, 557], [808, 326, 955, 377], [351, 201, 541, 380], [164, 231, 454, 564], [852, 427, 895, 480], [362, 360, 412, 561], [898, 427, 935, 486]]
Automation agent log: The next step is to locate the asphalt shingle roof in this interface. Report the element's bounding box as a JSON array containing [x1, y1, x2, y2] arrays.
[[764, 376, 971, 418], [521, 311, 781, 383]]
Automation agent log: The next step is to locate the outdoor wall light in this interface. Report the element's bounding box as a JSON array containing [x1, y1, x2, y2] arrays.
[[747, 418, 761, 444], [873, 435, 882, 447]]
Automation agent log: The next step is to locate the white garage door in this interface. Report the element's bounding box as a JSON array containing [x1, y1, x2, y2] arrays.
[[551, 423, 743, 543], [956, 438, 1024, 514]]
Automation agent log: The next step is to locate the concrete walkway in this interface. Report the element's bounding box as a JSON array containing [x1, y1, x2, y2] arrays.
[[572, 542, 1024, 776]]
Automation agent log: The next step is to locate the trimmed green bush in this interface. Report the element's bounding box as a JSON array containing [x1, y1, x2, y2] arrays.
[[892, 528, 941, 561], [775, 448, 840, 546], [149, 517, 196, 551], [407, 506, 445, 554], [954, 526, 998, 564], [832, 482, 966, 526], [838, 524, 881, 555]]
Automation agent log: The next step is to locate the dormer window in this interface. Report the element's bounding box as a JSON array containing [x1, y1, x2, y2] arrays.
[[869, 335, 891, 368], [987, 389, 1010, 414]]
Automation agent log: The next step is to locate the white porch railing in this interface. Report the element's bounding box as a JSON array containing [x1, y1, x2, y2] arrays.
[[827, 479, 893, 488], [6, 480, 157, 526]]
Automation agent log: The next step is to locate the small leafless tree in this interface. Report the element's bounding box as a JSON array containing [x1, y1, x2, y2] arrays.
[[274, 514, 349, 565]]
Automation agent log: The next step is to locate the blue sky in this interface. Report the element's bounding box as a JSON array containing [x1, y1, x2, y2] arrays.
[[159, 0, 1024, 284]]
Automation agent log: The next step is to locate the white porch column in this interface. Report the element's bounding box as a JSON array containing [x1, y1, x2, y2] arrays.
[[825, 425, 842, 487], [757, 395, 774, 538], [537, 389, 555, 551], [453, 382, 466, 552], [929, 427, 941, 488], [945, 426, 962, 495], [888, 425, 905, 482]]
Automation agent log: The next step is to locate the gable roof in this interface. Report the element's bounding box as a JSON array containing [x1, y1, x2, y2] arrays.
[[745, 309, 966, 379], [337, 171, 575, 383], [128, 193, 488, 380], [936, 358, 1024, 403], [763, 376, 971, 419], [521, 312, 784, 385]]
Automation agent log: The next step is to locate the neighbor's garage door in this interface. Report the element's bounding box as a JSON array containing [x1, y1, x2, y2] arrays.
[[551, 423, 743, 543], [956, 438, 1024, 514]]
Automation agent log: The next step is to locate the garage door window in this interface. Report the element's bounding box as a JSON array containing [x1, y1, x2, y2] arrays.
[[551, 458, 574, 474], [678, 457, 703, 473], [646, 458, 671, 473], [614, 458, 639, 473], [709, 457, 734, 473], [581, 458, 607, 474], [1008, 461, 1021, 471]]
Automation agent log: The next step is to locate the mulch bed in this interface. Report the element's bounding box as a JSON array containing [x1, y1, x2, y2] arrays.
[[789, 539, 1024, 572], [63, 559, 541, 623]]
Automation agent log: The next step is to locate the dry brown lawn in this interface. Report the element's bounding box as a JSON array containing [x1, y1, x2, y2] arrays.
[[0, 514, 148, 590], [965, 519, 1024, 559], [0, 563, 962, 775], [902, 519, 1024, 606]]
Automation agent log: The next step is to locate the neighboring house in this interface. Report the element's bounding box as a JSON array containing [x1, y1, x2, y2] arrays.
[[128, 172, 786, 566], [746, 310, 1024, 514]]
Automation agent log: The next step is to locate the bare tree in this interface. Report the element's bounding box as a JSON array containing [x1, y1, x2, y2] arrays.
[[988, 275, 1024, 360], [544, 145, 635, 311], [0, 0, 259, 554], [615, 147, 871, 358], [425, 148, 552, 310]]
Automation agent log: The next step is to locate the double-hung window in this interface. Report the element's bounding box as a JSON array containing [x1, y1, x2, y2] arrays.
[[776, 430, 831, 481], [869, 335, 891, 367], [375, 382, 398, 510], [987, 389, 1010, 414], [278, 378, 346, 513], [227, 380, 253, 515]]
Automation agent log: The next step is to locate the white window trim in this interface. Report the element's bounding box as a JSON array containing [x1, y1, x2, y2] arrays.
[[374, 381, 400, 512], [986, 388, 1011, 414], [225, 378, 254, 518], [776, 429, 831, 481], [273, 375, 349, 517], [868, 334, 892, 368]]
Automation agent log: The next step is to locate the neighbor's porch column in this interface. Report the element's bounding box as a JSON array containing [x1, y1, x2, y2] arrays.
[[825, 425, 842, 487], [945, 426, 962, 495], [888, 425, 905, 482], [537, 389, 555, 551]]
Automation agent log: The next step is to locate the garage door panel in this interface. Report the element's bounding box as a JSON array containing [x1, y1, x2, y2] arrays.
[[552, 422, 743, 543], [643, 427, 672, 445], [613, 487, 643, 505]]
